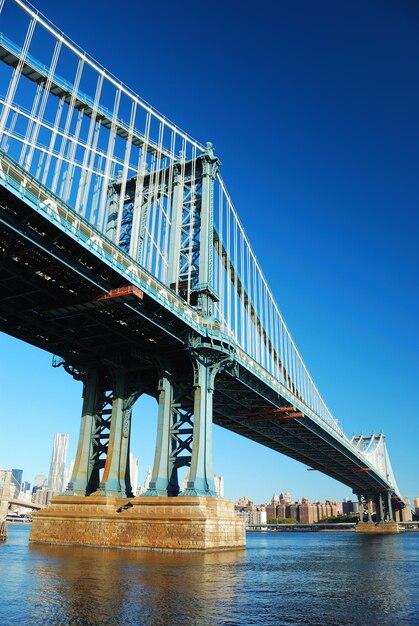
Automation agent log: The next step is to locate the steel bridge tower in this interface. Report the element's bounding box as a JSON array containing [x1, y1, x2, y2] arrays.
[[65, 144, 235, 500]]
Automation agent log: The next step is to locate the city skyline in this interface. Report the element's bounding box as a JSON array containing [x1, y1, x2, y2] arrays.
[[5, 452, 418, 523], [2, 429, 417, 510], [0, 0, 418, 504]]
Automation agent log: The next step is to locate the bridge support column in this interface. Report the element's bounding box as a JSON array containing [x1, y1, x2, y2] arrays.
[[181, 354, 217, 497], [358, 495, 364, 522], [65, 369, 101, 496], [367, 498, 373, 523], [97, 369, 138, 497], [146, 374, 177, 496], [66, 367, 138, 498], [146, 345, 234, 499], [146, 372, 197, 497], [379, 494, 385, 522], [387, 491, 394, 522], [356, 493, 400, 533]]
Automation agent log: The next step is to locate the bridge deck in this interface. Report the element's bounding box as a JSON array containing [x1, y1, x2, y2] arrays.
[[0, 153, 403, 508]]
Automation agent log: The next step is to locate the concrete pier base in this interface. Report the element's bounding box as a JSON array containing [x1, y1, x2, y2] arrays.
[[29, 495, 246, 552], [355, 522, 401, 534]]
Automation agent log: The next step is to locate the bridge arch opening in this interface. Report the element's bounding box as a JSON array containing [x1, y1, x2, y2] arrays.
[[130, 393, 158, 494]]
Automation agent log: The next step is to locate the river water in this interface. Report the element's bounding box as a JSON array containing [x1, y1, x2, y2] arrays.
[[1, 525, 418, 625]]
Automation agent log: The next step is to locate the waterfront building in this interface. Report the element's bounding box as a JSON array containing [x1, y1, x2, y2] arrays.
[[48, 434, 69, 494], [255, 494, 371, 523], [265, 493, 280, 521], [180, 471, 224, 497], [325, 500, 339, 517], [277, 502, 286, 518], [248, 509, 267, 526], [414, 497, 419, 517], [237, 493, 407, 525], [299, 498, 315, 523], [342, 499, 358, 515], [235, 497, 256, 521], [237, 496, 253, 508], [399, 498, 413, 522], [265, 504, 276, 521], [279, 491, 292, 505], [287, 503, 298, 521]]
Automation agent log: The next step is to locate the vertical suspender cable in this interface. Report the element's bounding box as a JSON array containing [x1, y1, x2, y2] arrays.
[[96, 84, 121, 230], [77, 72, 104, 217], [0, 17, 36, 137], [52, 58, 84, 195], [114, 100, 137, 246], [31, 38, 62, 178]]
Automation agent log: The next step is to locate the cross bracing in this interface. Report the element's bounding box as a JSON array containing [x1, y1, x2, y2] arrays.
[[0, 0, 404, 506], [0, 150, 405, 506]]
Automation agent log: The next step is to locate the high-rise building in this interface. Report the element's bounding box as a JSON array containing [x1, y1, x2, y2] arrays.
[[48, 434, 69, 493], [11, 469, 23, 498], [414, 497, 419, 517], [287, 503, 298, 521], [66, 459, 75, 489], [399, 497, 413, 522], [129, 453, 139, 495], [33, 473, 47, 492], [342, 499, 358, 515], [299, 498, 315, 523], [237, 496, 252, 508], [213, 475, 224, 497], [180, 471, 224, 497], [279, 491, 292, 504], [248, 509, 267, 525], [137, 467, 152, 495]]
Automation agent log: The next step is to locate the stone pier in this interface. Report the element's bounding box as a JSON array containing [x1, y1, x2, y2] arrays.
[[29, 495, 246, 552], [355, 522, 401, 534]]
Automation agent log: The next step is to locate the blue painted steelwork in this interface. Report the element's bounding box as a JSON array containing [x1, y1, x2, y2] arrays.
[[0, 149, 404, 507], [0, 0, 405, 509]]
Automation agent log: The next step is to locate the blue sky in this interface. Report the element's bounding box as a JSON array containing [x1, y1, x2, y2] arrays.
[[1, 0, 418, 505]]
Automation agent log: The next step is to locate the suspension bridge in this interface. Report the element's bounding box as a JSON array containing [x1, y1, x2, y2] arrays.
[[0, 0, 404, 549]]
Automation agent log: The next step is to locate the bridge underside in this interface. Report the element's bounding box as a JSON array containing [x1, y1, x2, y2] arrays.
[[0, 182, 403, 509]]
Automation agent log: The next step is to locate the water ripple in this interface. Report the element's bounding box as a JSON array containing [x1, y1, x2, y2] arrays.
[[0, 526, 418, 625]]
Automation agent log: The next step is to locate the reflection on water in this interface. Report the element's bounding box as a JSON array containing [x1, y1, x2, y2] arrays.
[[30, 543, 246, 625], [1, 526, 418, 625]]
